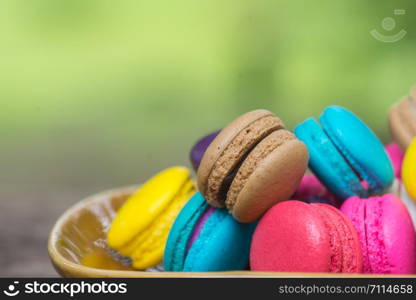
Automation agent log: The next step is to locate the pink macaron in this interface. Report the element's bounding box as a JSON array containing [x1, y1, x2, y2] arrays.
[[250, 200, 362, 273], [293, 174, 340, 207], [385, 143, 404, 179], [341, 194, 416, 274]]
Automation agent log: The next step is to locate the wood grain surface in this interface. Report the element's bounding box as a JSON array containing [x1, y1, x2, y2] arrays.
[[0, 184, 107, 277]]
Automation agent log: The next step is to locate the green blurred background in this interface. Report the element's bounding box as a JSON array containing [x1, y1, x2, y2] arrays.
[[1, 0, 415, 276]]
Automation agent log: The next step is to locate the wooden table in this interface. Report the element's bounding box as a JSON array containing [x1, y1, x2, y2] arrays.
[[0, 184, 107, 277]]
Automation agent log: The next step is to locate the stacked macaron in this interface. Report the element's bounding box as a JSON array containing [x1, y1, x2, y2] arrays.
[[103, 99, 416, 275]]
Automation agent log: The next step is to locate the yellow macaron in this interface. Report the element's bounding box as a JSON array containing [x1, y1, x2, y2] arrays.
[[402, 138, 416, 202], [107, 166, 195, 269]]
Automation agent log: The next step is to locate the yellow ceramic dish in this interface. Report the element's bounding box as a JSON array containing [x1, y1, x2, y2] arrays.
[[107, 167, 195, 269], [48, 185, 415, 277]]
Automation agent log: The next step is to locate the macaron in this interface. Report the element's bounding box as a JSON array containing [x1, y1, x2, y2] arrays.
[[341, 194, 416, 274], [107, 167, 195, 270], [385, 143, 404, 179], [197, 109, 309, 223], [402, 138, 416, 202], [250, 200, 362, 273], [294, 105, 393, 201], [389, 88, 416, 150], [164, 192, 256, 272], [293, 174, 340, 207], [189, 130, 220, 171]]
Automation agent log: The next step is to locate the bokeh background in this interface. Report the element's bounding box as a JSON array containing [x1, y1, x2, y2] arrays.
[[1, 0, 416, 276]]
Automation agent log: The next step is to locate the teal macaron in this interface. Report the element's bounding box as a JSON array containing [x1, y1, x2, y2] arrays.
[[294, 105, 393, 200], [164, 192, 256, 272]]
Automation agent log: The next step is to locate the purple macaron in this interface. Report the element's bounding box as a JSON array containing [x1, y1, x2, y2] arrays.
[[190, 130, 220, 171]]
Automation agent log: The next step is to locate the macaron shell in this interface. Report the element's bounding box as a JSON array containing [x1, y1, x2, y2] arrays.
[[366, 194, 416, 274], [295, 117, 364, 200], [226, 130, 296, 206], [294, 174, 326, 199], [163, 192, 208, 271], [385, 143, 404, 179], [197, 109, 284, 206], [293, 174, 340, 207], [128, 184, 195, 269], [402, 138, 416, 201], [186, 207, 215, 250], [342, 194, 416, 274], [389, 97, 416, 150], [197, 110, 276, 194], [231, 139, 308, 223], [320, 105, 394, 194], [108, 167, 194, 250], [314, 203, 362, 273], [340, 196, 370, 272], [183, 208, 256, 271], [310, 204, 343, 272], [250, 201, 332, 272]]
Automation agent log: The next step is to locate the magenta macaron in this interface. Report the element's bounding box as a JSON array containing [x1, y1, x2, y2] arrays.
[[250, 200, 362, 273], [341, 194, 416, 274], [385, 143, 404, 179]]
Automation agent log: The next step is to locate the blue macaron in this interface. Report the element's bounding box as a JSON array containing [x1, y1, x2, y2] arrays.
[[294, 105, 393, 200], [164, 192, 256, 272]]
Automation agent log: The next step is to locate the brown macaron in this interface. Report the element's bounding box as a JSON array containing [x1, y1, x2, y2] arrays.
[[389, 88, 416, 150], [197, 109, 309, 223]]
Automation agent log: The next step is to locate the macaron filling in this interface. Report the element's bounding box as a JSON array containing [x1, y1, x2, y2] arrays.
[[225, 130, 296, 210], [164, 192, 208, 271], [186, 206, 216, 252], [295, 118, 365, 200], [321, 120, 380, 196], [217, 157, 247, 204], [321, 106, 393, 195], [205, 114, 283, 206]]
